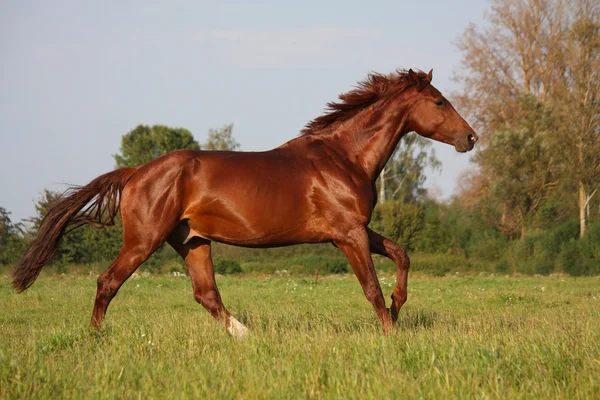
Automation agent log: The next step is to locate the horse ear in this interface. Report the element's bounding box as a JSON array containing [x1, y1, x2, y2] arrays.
[[408, 69, 420, 87], [427, 69, 433, 82]]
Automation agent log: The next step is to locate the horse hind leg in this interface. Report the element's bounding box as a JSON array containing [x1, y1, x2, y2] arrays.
[[91, 189, 181, 329], [90, 240, 158, 329], [168, 226, 248, 338]]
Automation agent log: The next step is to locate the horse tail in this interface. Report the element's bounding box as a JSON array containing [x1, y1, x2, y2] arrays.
[[12, 167, 138, 293]]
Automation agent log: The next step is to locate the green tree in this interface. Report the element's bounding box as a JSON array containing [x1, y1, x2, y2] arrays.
[[26, 190, 61, 233], [378, 133, 440, 204], [555, 3, 600, 236], [455, 0, 600, 238], [0, 207, 26, 265], [114, 125, 200, 168], [204, 124, 240, 151], [475, 95, 559, 238]]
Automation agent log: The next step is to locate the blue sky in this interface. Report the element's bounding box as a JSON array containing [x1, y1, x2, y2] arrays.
[[0, 0, 488, 222]]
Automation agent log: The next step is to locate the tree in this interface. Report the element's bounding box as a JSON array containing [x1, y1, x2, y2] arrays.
[[114, 125, 200, 168], [26, 190, 62, 233], [476, 94, 559, 237], [455, 0, 600, 237], [0, 207, 26, 265], [454, 0, 568, 135], [378, 133, 440, 204], [204, 124, 240, 151], [554, 1, 600, 236]]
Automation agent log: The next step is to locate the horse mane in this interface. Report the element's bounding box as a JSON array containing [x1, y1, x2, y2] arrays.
[[301, 69, 427, 136]]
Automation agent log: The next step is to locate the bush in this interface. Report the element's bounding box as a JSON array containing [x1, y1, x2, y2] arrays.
[[533, 260, 554, 275], [495, 259, 510, 274], [214, 259, 242, 275], [541, 219, 579, 256], [499, 220, 581, 275], [369, 200, 424, 251], [417, 203, 453, 254], [140, 245, 177, 273], [558, 239, 600, 276], [580, 222, 600, 260], [322, 258, 349, 274], [466, 232, 508, 260]]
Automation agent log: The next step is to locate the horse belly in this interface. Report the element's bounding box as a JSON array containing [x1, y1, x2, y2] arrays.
[[181, 186, 329, 247]]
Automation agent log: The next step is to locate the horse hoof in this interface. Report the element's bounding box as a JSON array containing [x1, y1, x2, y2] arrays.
[[227, 316, 249, 339]]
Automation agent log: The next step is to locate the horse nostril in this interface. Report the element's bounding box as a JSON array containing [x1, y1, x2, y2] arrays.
[[467, 133, 478, 144]]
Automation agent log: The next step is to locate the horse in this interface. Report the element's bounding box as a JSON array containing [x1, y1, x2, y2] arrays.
[[13, 69, 478, 336]]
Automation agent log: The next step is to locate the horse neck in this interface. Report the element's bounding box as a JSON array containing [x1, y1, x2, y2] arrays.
[[330, 95, 412, 181]]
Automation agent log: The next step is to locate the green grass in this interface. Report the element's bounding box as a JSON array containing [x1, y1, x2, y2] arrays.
[[1, 273, 599, 399]]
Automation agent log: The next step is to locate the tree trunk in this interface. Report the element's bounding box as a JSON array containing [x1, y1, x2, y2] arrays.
[[379, 165, 386, 204], [579, 180, 586, 237], [584, 189, 597, 221], [586, 197, 590, 220]]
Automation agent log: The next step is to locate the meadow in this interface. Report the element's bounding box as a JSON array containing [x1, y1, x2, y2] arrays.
[[1, 272, 599, 399]]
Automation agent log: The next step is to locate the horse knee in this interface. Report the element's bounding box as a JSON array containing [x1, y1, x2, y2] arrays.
[[391, 246, 410, 270]]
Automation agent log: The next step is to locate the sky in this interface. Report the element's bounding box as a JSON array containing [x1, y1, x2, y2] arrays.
[[0, 0, 489, 223]]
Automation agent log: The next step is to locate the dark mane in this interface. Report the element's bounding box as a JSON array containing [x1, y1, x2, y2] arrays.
[[301, 69, 427, 136]]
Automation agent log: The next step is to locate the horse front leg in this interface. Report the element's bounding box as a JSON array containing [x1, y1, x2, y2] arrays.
[[367, 228, 410, 323], [334, 226, 395, 334]]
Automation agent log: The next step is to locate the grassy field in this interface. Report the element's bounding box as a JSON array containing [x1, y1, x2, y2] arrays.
[[1, 272, 599, 399]]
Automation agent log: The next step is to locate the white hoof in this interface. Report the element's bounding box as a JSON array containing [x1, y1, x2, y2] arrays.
[[227, 316, 249, 339]]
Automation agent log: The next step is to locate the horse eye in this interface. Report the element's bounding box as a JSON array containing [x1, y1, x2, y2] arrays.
[[434, 99, 445, 107]]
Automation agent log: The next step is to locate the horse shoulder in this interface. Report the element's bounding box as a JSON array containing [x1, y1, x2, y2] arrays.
[[301, 148, 374, 229]]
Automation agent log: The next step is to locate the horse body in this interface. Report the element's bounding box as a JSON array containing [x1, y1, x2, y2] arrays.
[[14, 69, 478, 335], [125, 136, 373, 248]]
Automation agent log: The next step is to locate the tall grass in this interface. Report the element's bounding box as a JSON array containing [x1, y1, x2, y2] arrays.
[[1, 274, 599, 399]]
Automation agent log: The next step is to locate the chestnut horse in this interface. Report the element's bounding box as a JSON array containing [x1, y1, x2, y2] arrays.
[[13, 69, 477, 336]]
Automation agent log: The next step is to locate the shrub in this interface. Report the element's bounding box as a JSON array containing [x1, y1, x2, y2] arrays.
[[322, 258, 349, 274], [533, 260, 554, 275], [541, 219, 579, 256], [580, 222, 600, 260], [369, 200, 424, 251], [557, 240, 600, 276], [214, 259, 242, 275], [466, 232, 508, 260], [417, 203, 454, 254], [495, 259, 510, 274]]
